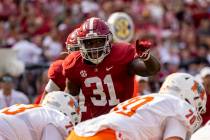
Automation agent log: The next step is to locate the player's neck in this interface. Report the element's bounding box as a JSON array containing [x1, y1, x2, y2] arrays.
[[83, 59, 97, 65]]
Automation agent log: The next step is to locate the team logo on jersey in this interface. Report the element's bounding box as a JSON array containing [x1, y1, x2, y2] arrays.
[[106, 66, 113, 71], [80, 70, 87, 77]]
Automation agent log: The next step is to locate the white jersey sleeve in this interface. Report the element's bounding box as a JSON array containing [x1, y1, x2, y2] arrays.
[[41, 124, 63, 140], [163, 117, 187, 140], [74, 94, 198, 140], [45, 79, 60, 93]]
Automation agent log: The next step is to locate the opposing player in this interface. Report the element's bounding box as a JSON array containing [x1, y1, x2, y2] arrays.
[[67, 73, 206, 140], [63, 17, 161, 121], [0, 91, 81, 140], [34, 28, 81, 104]]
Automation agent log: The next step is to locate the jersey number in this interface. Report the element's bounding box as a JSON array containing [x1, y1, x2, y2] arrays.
[[112, 96, 154, 117], [83, 74, 120, 107], [1, 104, 41, 115]]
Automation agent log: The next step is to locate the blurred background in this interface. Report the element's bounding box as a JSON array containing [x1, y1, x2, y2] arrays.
[[0, 0, 209, 103]]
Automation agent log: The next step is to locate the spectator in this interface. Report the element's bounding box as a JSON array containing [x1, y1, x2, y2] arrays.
[[0, 74, 29, 109], [135, 75, 151, 96], [12, 35, 42, 64], [42, 27, 63, 61]]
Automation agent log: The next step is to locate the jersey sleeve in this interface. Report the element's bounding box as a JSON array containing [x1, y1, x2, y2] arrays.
[[41, 124, 63, 140], [48, 60, 66, 91], [111, 42, 136, 65], [163, 117, 187, 140], [62, 52, 81, 86], [45, 79, 61, 93]]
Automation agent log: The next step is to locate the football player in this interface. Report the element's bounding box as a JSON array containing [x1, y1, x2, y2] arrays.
[[0, 91, 81, 140], [34, 28, 81, 104], [46, 28, 81, 93], [67, 73, 206, 140], [63, 17, 161, 121]]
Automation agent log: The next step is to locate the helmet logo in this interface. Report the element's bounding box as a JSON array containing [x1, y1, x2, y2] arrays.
[[68, 99, 75, 108], [191, 81, 205, 100]]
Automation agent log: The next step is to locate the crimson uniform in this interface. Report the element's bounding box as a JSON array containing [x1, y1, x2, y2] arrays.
[[63, 42, 136, 121], [47, 60, 66, 91]]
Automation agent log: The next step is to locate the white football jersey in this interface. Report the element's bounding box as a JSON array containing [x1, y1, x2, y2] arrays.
[[74, 94, 198, 140], [190, 120, 210, 140], [0, 104, 72, 140]]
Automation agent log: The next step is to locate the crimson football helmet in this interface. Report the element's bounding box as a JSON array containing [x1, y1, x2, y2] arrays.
[[77, 17, 112, 64], [65, 28, 81, 53]]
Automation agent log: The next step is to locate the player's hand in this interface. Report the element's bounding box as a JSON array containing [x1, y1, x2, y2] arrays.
[[136, 39, 151, 61]]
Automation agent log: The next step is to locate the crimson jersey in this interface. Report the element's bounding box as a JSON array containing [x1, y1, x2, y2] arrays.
[[63, 42, 136, 121], [48, 60, 66, 91]]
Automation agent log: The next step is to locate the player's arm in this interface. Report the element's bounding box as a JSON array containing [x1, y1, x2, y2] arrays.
[[45, 79, 61, 93], [41, 124, 63, 140], [163, 117, 187, 140], [129, 40, 161, 76], [39, 79, 62, 103]]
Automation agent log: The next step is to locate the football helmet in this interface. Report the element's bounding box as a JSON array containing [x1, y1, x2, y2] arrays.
[[42, 91, 81, 125], [78, 17, 112, 64], [65, 28, 81, 53], [159, 73, 207, 130]]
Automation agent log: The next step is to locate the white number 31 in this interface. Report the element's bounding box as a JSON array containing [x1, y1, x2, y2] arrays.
[[83, 74, 120, 106]]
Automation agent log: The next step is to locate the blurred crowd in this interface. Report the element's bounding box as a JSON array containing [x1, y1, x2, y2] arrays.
[[0, 0, 209, 102]]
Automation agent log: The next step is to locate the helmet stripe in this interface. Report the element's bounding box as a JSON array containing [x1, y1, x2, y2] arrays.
[[89, 18, 95, 34]]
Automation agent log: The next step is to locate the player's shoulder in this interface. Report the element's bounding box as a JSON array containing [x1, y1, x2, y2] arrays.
[[143, 94, 185, 108], [112, 42, 135, 52], [108, 42, 136, 64], [48, 60, 63, 75], [62, 51, 81, 70], [50, 59, 63, 68], [41, 106, 65, 116], [154, 94, 195, 115]]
